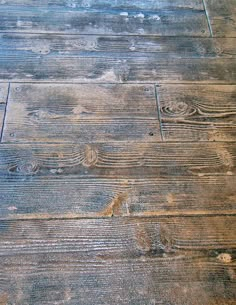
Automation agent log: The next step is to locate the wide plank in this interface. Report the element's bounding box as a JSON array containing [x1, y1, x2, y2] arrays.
[[1, 34, 236, 58], [0, 217, 235, 305], [0, 175, 235, 219], [0, 83, 9, 139], [204, 0, 236, 37], [0, 2, 208, 36], [1, 56, 235, 82], [157, 85, 236, 142], [2, 83, 161, 143], [0, 143, 236, 176]]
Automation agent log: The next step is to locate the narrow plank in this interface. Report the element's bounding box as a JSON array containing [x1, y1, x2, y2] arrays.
[[0, 176, 235, 219], [1, 34, 236, 59], [0, 217, 235, 305], [0, 216, 235, 255], [1, 143, 235, 177], [0, 0, 204, 10], [1, 57, 236, 83], [2, 83, 161, 143], [204, 0, 236, 37], [0, 2, 208, 36], [0, 83, 8, 138], [157, 85, 236, 142]]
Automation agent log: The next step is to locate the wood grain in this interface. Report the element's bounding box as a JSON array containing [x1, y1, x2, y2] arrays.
[[1, 51, 236, 82], [3, 83, 161, 143], [157, 85, 236, 142], [0, 1, 209, 36], [0, 217, 235, 305], [0, 143, 236, 176], [0, 142, 235, 218], [0, 83, 8, 139], [204, 0, 236, 37], [1, 34, 236, 58], [0, 175, 235, 219]]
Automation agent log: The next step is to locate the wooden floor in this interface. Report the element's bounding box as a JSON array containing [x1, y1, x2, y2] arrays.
[[0, 1, 236, 304]]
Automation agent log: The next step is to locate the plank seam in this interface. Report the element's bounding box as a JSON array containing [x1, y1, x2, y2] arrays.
[[0, 83, 10, 143], [202, 0, 213, 37], [154, 85, 164, 141]]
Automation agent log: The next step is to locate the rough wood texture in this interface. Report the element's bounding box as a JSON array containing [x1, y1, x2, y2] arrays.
[[0, 175, 235, 219], [0, 1, 209, 36], [0, 217, 235, 305], [1, 56, 236, 83], [157, 85, 236, 142], [2, 83, 161, 142], [2, 34, 236, 58], [0, 83, 9, 138], [205, 0, 236, 37], [0, 143, 235, 176]]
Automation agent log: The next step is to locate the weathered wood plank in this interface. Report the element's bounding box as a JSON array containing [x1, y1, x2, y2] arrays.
[[0, 175, 235, 219], [157, 85, 236, 142], [0, 142, 236, 218], [0, 217, 235, 304], [2, 34, 236, 58], [1, 143, 235, 176], [0, 0, 204, 10], [2, 84, 161, 143], [0, 2, 209, 36], [1, 57, 236, 83], [0, 216, 235, 255], [204, 0, 236, 37], [0, 83, 8, 139]]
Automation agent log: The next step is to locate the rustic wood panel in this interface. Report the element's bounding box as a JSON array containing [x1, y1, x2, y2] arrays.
[[0, 83, 9, 139], [157, 85, 236, 142], [0, 175, 235, 219], [1, 57, 236, 83], [0, 217, 235, 305], [204, 0, 236, 37], [0, 1, 209, 36], [2, 83, 161, 143], [1, 34, 236, 58], [0, 0, 204, 10], [1, 143, 235, 176]]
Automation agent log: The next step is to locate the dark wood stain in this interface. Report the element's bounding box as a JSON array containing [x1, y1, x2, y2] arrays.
[[0, 0, 235, 304]]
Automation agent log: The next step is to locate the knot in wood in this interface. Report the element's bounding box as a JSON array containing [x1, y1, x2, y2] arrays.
[[162, 101, 196, 117], [17, 160, 39, 175], [82, 145, 98, 167]]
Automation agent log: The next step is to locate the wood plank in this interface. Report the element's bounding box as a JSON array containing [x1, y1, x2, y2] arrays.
[[1, 56, 236, 83], [157, 85, 236, 142], [0, 0, 204, 10], [204, 0, 236, 37], [0, 216, 235, 255], [2, 83, 161, 143], [2, 34, 236, 58], [1, 143, 235, 177], [0, 142, 236, 218], [0, 217, 235, 304], [0, 2, 209, 36], [0, 175, 235, 219], [0, 83, 8, 139]]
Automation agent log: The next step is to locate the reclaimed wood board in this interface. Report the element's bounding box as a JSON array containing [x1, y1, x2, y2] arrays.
[[2, 83, 161, 143], [0, 83, 9, 139], [0, 217, 235, 305], [1, 34, 236, 58], [204, 0, 236, 37], [0, 175, 235, 219], [157, 85, 236, 142], [0, 143, 235, 176], [1, 57, 236, 83], [0, 1, 209, 36]]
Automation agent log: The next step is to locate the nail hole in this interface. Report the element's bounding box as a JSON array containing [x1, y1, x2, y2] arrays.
[[149, 132, 154, 136], [201, 29, 205, 33], [10, 133, 15, 137]]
